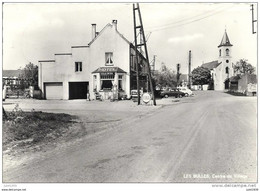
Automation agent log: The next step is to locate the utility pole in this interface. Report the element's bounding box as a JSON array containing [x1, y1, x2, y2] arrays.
[[251, 4, 257, 34], [133, 4, 141, 105], [139, 28, 143, 54], [188, 50, 192, 88], [153, 55, 156, 72], [133, 3, 156, 106], [177, 63, 180, 86]]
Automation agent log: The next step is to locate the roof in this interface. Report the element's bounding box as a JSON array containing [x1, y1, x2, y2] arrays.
[[92, 67, 126, 74], [88, 23, 130, 46], [229, 75, 241, 82], [229, 74, 257, 83], [39, 21, 133, 63], [3, 70, 24, 78], [38, 60, 55, 62], [71, 46, 89, 48], [218, 30, 233, 48], [201, 60, 221, 70], [54, 53, 72, 56]]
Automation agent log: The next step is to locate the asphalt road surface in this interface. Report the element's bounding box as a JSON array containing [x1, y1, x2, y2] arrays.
[[3, 91, 257, 183]]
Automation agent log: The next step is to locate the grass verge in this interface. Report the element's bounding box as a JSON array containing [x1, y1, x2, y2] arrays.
[[3, 105, 77, 153]]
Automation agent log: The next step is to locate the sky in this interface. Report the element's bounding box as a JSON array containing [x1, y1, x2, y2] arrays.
[[2, 2, 258, 74]]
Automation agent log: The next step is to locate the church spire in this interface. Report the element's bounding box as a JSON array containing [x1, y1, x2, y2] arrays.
[[218, 29, 233, 48]]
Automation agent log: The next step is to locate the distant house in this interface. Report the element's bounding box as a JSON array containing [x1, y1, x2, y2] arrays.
[[229, 74, 257, 95], [3, 69, 35, 90], [3, 70, 24, 87]]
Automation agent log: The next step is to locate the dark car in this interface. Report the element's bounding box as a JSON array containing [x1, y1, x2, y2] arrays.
[[154, 89, 162, 98], [160, 89, 185, 98]]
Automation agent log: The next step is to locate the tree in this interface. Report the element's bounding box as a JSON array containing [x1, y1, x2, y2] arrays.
[[191, 66, 211, 85], [152, 63, 177, 88], [22, 62, 38, 87], [234, 59, 255, 74]]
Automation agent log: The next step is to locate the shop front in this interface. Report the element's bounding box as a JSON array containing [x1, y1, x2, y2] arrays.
[[92, 67, 127, 100]]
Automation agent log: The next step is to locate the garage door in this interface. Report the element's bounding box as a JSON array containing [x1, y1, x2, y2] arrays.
[[45, 83, 63, 100], [69, 82, 88, 99]]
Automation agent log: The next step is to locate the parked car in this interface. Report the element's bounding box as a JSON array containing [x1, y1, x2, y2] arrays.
[[131, 89, 144, 101], [160, 88, 185, 98], [154, 89, 162, 98], [177, 87, 193, 96]]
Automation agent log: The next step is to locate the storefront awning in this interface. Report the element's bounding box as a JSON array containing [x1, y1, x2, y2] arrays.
[[92, 67, 126, 74]]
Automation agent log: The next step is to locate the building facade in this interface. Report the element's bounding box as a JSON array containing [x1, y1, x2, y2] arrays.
[[38, 20, 149, 100], [201, 30, 234, 91]]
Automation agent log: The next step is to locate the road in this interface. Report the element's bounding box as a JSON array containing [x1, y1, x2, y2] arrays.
[[3, 91, 257, 183]]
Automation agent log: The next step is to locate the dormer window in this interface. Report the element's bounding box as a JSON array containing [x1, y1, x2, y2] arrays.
[[105, 52, 113, 66], [226, 48, 229, 56]]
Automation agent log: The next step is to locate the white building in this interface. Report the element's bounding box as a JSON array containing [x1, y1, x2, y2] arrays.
[[38, 20, 149, 100], [201, 30, 234, 91]]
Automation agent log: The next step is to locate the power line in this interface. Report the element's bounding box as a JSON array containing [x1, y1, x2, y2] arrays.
[[146, 4, 228, 30], [132, 30, 140, 44], [147, 4, 235, 32]]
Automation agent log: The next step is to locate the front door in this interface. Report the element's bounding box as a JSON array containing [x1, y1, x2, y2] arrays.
[[224, 79, 229, 89]]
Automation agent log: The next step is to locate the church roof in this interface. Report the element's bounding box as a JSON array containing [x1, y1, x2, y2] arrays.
[[218, 30, 233, 48], [201, 60, 221, 70]]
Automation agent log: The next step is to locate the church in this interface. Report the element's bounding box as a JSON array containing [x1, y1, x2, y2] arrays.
[[201, 30, 234, 91]]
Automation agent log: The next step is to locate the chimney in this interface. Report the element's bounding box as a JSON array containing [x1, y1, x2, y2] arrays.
[[112, 20, 117, 30], [91, 24, 96, 40]]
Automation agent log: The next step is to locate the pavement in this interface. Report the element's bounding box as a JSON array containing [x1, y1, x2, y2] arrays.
[[2, 91, 257, 183]]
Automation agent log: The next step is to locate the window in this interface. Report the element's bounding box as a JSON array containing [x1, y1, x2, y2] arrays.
[[226, 67, 229, 74], [226, 49, 229, 56], [226, 60, 229, 63], [100, 73, 115, 79], [93, 75, 97, 91], [101, 73, 115, 90], [130, 54, 134, 69], [75, 62, 82, 72], [219, 49, 221, 57], [101, 80, 113, 89], [105, 52, 113, 66], [118, 75, 123, 90]]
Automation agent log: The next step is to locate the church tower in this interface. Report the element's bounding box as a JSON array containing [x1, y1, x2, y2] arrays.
[[216, 29, 233, 90]]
